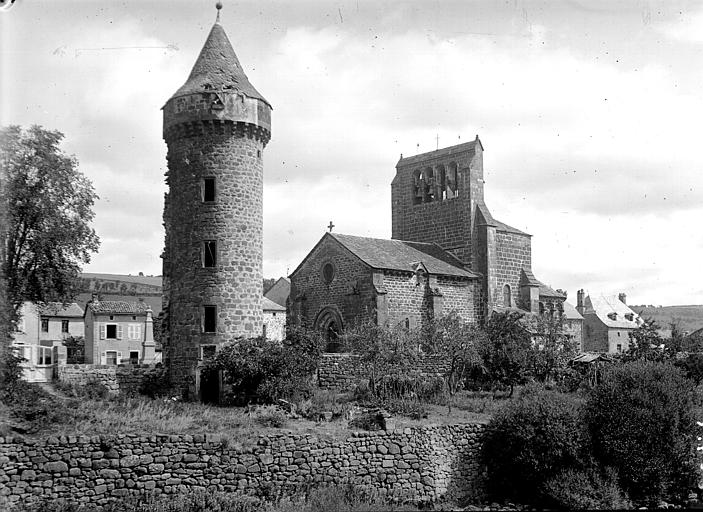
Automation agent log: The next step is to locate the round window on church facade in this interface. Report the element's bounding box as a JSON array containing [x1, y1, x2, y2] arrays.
[[322, 262, 335, 284]]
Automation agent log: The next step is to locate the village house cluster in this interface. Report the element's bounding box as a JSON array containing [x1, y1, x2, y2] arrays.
[[9, 5, 650, 392]]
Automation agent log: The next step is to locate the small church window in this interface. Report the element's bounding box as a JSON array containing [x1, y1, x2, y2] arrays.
[[446, 162, 458, 199], [412, 170, 423, 205], [503, 284, 511, 307], [203, 306, 217, 333], [322, 262, 335, 284], [203, 241, 217, 267], [203, 177, 216, 202]]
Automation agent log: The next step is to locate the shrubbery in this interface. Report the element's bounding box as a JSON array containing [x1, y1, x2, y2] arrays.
[[584, 360, 698, 506], [542, 468, 632, 510], [481, 385, 587, 505], [205, 328, 322, 405]]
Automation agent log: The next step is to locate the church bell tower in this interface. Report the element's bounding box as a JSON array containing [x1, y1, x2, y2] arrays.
[[162, 3, 272, 398]]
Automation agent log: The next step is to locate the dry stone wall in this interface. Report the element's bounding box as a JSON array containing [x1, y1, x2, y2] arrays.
[[57, 365, 159, 396], [0, 423, 485, 509], [318, 353, 451, 390]]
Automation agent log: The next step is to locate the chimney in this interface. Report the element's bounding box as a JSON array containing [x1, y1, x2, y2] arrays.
[[618, 293, 627, 305], [576, 289, 585, 316]]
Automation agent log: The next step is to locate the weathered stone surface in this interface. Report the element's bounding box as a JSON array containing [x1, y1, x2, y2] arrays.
[[0, 423, 486, 509]]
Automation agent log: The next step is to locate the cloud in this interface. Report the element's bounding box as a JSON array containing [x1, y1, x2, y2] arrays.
[[656, 8, 703, 43]]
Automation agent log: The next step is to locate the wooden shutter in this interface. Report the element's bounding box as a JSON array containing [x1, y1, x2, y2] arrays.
[[134, 324, 141, 340], [100, 351, 106, 365], [116, 325, 123, 340], [117, 352, 123, 365], [99, 324, 106, 340]]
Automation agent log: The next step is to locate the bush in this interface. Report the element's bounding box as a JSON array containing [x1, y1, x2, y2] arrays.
[[542, 468, 632, 510], [139, 367, 171, 398], [207, 329, 322, 405], [481, 385, 587, 505], [3, 382, 83, 434], [584, 360, 698, 506], [253, 405, 287, 428]]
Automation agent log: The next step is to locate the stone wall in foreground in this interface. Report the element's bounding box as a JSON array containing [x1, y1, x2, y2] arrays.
[[0, 423, 485, 509]]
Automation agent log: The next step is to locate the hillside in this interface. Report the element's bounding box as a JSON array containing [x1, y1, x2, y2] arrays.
[[630, 305, 703, 336]]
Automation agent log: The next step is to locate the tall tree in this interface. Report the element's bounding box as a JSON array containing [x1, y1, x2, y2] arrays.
[[1, 125, 100, 315], [482, 311, 533, 397], [422, 311, 484, 412]]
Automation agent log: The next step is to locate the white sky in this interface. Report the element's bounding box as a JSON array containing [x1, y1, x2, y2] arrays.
[[1, 0, 702, 306]]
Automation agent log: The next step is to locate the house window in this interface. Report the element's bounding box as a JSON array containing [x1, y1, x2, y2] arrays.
[[106, 351, 117, 366], [616, 344, 622, 353], [203, 240, 217, 267], [200, 345, 217, 361], [203, 306, 217, 333], [617, 331, 621, 337], [41, 319, 49, 332], [127, 324, 142, 340], [14, 344, 28, 360], [37, 347, 52, 366], [203, 177, 216, 202], [132, 316, 137, 321], [106, 324, 117, 339], [262, 323, 267, 339], [129, 351, 139, 365], [61, 320, 69, 333]]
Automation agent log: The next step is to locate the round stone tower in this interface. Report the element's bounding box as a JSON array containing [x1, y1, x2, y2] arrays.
[[162, 3, 271, 399]]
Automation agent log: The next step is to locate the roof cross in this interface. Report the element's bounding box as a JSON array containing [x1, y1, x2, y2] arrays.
[[327, 221, 335, 232]]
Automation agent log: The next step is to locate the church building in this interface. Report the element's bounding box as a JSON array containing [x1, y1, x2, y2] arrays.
[[290, 138, 566, 336]]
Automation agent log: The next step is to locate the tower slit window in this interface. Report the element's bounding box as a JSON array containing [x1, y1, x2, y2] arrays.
[[203, 306, 217, 333], [203, 240, 217, 267], [203, 177, 216, 202]]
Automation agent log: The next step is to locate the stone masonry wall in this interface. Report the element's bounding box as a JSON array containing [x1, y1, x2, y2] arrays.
[[164, 125, 265, 393], [0, 424, 486, 509], [318, 353, 450, 390], [57, 365, 159, 396], [493, 230, 531, 307], [289, 236, 374, 330], [391, 142, 484, 268]]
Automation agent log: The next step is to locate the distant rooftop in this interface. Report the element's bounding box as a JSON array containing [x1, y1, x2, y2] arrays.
[[38, 302, 84, 318], [87, 301, 151, 315]]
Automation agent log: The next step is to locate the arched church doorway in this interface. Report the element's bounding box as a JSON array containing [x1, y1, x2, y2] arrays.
[[314, 307, 344, 352]]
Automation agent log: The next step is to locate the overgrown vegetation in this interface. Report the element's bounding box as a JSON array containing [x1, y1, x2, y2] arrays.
[[585, 361, 698, 506], [2, 485, 416, 512]]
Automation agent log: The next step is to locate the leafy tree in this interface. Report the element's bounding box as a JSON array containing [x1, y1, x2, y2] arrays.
[[481, 385, 588, 505], [344, 319, 419, 397], [529, 312, 579, 383], [481, 311, 533, 396], [585, 361, 697, 506], [1, 125, 99, 315], [622, 317, 668, 362], [422, 311, 484, 411], [206, 328, 322, 404]]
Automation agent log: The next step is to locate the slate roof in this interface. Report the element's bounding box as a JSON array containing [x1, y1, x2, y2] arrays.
[[519, 268, 566, 299], [262, 297, 286, 312], [38, 302, 84, 318], [476, 203, 530, 236], [562, 301, 583, 321], [396, 138, 482, 167], [264, 277, 290, 308], [87, 301, 151, 315], [168, 19, 270, 106], [329, 233, 479, 278], [584, 294, 642, 329]]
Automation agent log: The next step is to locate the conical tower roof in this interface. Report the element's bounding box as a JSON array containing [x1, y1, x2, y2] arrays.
[[169, 18, 270, 107]]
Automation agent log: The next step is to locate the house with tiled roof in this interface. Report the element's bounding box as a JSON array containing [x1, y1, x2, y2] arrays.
[[577, 291, 642, 353], [11, 301, 85, 382], [84, 299, 156, 365], [289, 232, 481, 347], [264, 277, 290, 308]]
